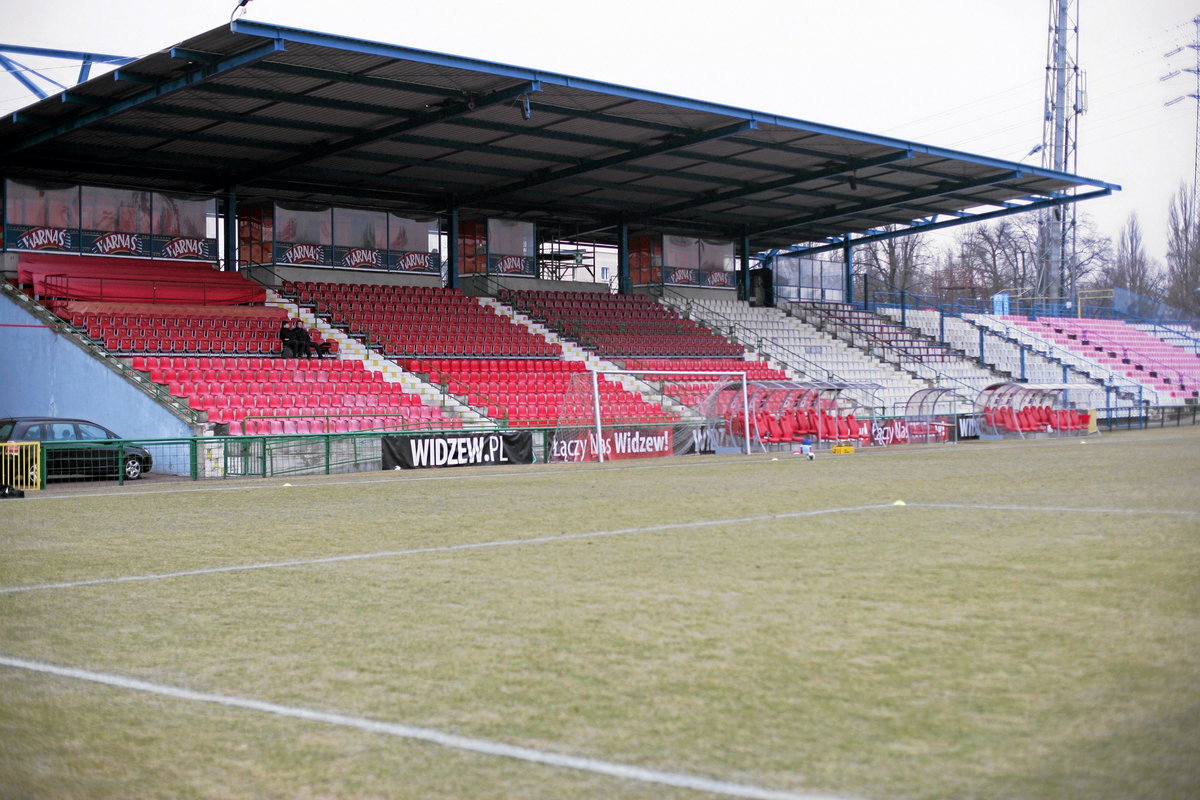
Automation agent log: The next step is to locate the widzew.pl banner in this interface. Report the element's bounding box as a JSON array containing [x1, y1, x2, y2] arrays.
[[382, 431, 533, 470]]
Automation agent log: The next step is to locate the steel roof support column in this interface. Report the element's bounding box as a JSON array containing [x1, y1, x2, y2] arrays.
[[446, 204, 459, 290], [740, 229, 752, 302], [843, 238, 855, 306], [223, 187, 238, 270], [617, 219, 630, 296]]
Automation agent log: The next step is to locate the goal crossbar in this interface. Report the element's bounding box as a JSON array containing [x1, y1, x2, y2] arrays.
[[586, 369, 751, 461]]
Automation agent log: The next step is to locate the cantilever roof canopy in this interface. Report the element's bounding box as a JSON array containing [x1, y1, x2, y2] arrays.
[[0, 20, 1118, 253]]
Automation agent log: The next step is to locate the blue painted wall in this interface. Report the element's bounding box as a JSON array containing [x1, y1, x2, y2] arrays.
[[0, 293, 195, 442]]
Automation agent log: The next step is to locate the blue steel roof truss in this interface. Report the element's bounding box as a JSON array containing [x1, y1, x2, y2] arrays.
[[458, 119, 758, 206], [0, 43, 137, 102], [211, 78, 543, 191], [788, 188, 1114, 258], [1, 37, 287, 157], [0, 20, 1117, 250], [741, 169, 1025, 236]]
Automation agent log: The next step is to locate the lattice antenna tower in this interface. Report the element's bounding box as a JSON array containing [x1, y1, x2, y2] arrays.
[[1037, 0, 1087, 302]]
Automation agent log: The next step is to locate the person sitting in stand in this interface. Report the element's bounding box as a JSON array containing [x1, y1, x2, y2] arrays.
[[291, 319, 317, 358], [291, 319, 331, 358], [279, 318, 299, 357]]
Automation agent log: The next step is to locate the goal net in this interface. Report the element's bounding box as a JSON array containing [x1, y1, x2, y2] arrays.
[[548, 369, 751, 463]]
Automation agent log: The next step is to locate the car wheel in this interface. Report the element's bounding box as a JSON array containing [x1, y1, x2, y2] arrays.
[[27, 462, 40, 487], [122, 456, 143, 480]]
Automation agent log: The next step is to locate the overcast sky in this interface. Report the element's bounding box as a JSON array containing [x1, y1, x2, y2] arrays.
[[2, 0, 1196, 265]]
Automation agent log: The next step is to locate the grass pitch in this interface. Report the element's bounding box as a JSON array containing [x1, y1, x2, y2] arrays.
[[1, 427, 1198, 800]]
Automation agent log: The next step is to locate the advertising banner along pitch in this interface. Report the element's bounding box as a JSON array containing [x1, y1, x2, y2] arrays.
[[549, 426, 673, 463], [382, 431, 533, 470]]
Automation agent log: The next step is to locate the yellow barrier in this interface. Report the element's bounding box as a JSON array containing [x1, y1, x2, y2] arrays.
[[2, 441, 42, 490]]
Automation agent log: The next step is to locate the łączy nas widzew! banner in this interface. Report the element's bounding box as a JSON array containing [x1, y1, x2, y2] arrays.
[[549, 426, 673, 463]]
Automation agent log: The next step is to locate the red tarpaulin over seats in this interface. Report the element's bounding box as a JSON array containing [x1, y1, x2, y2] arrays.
[[18, 253, 264, 305], [60, 300, 286, 321]]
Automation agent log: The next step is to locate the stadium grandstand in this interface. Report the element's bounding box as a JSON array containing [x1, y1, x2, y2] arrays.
[[1, 18, 1193, 485]]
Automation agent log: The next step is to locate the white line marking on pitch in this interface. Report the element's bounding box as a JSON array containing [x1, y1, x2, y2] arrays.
[[908, 502, 1200, 516], [0, 504, 894, 595], [0, 655, 855, 800]]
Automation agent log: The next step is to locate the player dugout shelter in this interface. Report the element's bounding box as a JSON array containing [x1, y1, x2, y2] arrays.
[[0, 20, 1118, 294], [976, 382, 1098, 439]]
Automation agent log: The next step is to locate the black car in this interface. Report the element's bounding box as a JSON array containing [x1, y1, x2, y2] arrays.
[[0, 417, 153, 483]]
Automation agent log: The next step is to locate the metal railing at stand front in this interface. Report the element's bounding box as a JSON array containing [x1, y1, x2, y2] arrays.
[[656, 289, 881, 408], [269, 275, 385, 351], [223, 430, 387, 478], [1, 281, 202, 426], [867, 279, 1200, 377], [1076, 330, 1187, 394], [863, 289, 1150, 409], [784, 299, 979, 408], [255, 277, 507, 428], [1101, 306, 1200, 353], [1094, 402, 1199, 433], [677, 289, 986, 416], [959, 313, 1150, 406], [478, 273, 510, 300], [236, 412, 455, 436]]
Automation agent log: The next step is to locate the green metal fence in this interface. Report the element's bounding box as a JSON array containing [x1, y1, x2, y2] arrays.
[[30, 428, 458, 488], [17, 405, 1199, 489]]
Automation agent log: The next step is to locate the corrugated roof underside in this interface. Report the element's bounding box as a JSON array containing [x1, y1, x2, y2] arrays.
[[0, 22, 1111, 247]]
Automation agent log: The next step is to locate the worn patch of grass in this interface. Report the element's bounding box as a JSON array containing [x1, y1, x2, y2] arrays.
[[1, 427, 1198, 799]]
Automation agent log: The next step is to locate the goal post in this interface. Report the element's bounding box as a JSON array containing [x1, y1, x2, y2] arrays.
[[549, 369, 751, 463]]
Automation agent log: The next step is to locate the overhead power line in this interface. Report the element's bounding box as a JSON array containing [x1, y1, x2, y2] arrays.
[[1160, 14, 1200, 207]]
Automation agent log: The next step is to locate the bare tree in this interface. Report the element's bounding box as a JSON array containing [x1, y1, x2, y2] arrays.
[[928, 211, 1109, 306], [1066, 212, 1112, 292], [952, 219, 1028, 297], [930, 245, 978, 304], [1165, 184, 1200, 316], [855, 228, 933, 295], [1091, 213, 1163, 299]]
